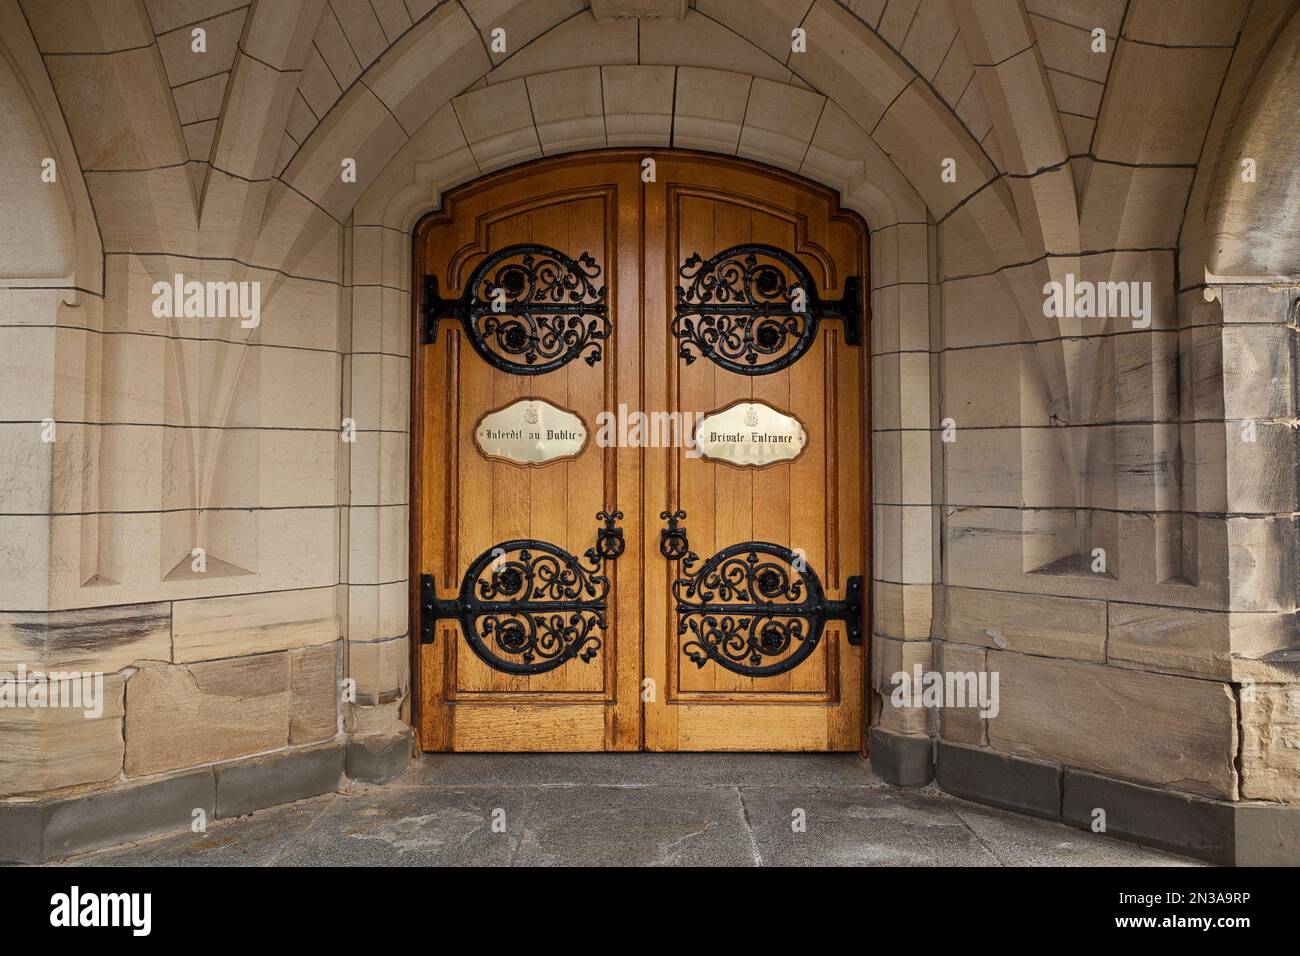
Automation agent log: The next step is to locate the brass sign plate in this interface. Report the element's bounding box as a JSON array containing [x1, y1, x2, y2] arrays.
[[694, 400, 807, 468], [474, 398, 588, 466]]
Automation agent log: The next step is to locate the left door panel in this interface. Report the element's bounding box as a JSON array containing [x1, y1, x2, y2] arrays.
[[413, 158, 644, 751]]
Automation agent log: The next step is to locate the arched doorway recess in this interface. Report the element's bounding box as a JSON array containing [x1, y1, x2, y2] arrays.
[[410, 150, 870, 752]]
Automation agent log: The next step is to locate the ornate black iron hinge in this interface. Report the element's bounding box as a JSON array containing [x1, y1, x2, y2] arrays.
[[420, 242, 610, 375], [658, 511, 862, 677], [419, 273, 449, 345], [419, 511, 623, 675], [674, 243, 860, 375]]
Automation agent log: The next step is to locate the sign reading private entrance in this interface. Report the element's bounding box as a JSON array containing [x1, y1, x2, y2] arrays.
[[694, 400, 807, 468], [474, 398, 588, 466]]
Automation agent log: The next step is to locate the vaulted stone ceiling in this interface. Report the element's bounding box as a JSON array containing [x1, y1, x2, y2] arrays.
[[3, 0, 1299, 846], [14, 0, 1275, 278], [7, 0, 1293, 607]]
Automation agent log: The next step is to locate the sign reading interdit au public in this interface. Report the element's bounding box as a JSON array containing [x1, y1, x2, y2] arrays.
[[694, 401, 807, 468], [475, 398, 588, 466]]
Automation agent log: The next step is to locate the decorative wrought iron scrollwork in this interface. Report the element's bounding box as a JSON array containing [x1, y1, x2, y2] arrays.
[[673, 243, 860, 375], [659, 512, 862, 677], [422, 243, 610, 375], [659, 509, 690, 560], [420, 512, 622, 675], [594, 510, 625, 560]]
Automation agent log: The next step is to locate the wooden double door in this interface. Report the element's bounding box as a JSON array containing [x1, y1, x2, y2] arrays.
[[413, 151, 867, 752]]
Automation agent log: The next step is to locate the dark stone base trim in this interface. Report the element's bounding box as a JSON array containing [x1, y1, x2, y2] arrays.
[[936, 741, 1062, 820], [345, 729, 414, 784], [215, 744, 344, 819], [43, 769, 215, 861], [0, 802, 42, 865], [2, 743, 345, 864], [1234, 802, 1300, 866], [868, 726, 934, 787], [1061, 769, 1234, 865], [934, 740, 1300, 866]]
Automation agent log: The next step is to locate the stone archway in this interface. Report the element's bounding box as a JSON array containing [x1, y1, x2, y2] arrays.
[[338, 58, 938, 767], [3, 0, 1299, 865], [405, 146, 874, 752]]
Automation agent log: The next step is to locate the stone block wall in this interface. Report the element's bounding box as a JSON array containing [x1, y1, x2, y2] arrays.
[[0, 0, 360, 818], [0, 0, 1297, 863], [926, 0, 1300, 816]]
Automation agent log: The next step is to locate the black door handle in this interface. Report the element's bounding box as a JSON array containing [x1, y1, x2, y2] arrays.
[[659, 510, 690, 560]]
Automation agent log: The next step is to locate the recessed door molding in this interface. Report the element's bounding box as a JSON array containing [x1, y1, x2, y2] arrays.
[[411, 149, 869, 754]]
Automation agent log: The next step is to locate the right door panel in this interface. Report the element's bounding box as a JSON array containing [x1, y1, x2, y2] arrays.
[[642, 154, 868, 751]]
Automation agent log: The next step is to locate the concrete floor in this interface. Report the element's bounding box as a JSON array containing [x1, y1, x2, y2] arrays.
[[54, 754, 1201, 866]]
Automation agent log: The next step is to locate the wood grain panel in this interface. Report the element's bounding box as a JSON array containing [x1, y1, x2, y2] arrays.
[[413, 151, 868, 753], [642, 153, 868, 752], [414, 158, 643, 750]]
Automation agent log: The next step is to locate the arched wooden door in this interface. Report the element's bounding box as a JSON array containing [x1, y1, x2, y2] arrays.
[[412, 151, 868, 752]]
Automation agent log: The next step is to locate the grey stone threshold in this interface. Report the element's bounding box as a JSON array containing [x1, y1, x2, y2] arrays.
[[21, 754, 1197, 867], [6, 729, 1295, 865]]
